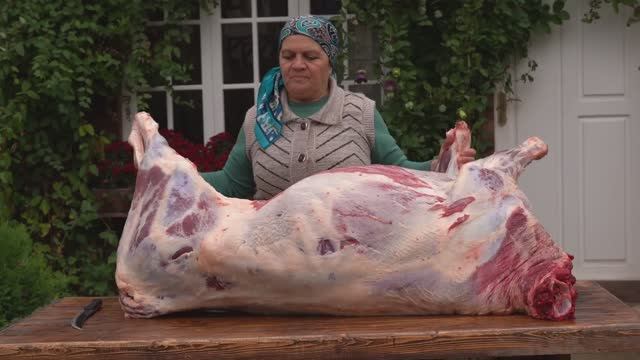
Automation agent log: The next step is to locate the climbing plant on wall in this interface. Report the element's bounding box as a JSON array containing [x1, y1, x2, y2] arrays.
[[583, 0, 640, 25], [338, 0, 639, 161], [0, 0, 215, 297], [337, 0, 570, 160]]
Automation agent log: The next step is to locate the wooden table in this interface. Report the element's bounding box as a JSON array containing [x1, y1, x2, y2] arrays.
[[1, 281, 639, 359]]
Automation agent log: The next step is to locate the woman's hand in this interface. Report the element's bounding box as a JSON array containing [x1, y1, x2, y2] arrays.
[[430, 123, 477, 172]]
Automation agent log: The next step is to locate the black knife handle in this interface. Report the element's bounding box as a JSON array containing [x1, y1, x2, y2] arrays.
[[71, 299, 103, 329]]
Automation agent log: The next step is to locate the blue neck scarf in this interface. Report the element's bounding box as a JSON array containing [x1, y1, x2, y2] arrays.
[[255, 67, 285, 149], [254, 15, 339, 149]]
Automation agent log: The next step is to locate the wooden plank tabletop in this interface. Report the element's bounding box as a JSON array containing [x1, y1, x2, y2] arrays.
[[1, 281, 639, 359]]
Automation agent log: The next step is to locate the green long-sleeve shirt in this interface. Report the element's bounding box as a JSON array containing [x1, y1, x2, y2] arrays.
[[201, 99, 431, 199]]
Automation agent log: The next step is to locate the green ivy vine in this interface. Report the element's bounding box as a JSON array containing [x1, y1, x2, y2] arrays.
[[583, 0, 640, 25], [0, 0, 214, 297], [338, 0, 572, 161], [339, 0, 638, 160]]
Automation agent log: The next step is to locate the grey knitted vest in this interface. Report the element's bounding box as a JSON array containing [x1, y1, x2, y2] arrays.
[[243, 78, 376, 200]]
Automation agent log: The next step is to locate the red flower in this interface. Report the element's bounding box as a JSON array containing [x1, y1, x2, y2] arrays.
[[121, 163, 137, 174], [96, 130, 234, 189]]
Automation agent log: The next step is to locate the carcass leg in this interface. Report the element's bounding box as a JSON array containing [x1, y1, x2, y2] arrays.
[[477, 137, 548, 181]]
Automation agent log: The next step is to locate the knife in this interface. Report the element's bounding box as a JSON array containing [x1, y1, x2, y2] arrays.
[[71, 299, 103, 330]]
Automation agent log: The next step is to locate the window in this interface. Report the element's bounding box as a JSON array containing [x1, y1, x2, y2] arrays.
[[123, 0, 380, 144], [122, 5, 206, 144], [213, 0, 289, 139]]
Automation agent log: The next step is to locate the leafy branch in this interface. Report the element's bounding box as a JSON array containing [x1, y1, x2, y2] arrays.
[[0, 0, 214, 297], [338, 0, 569, 159]]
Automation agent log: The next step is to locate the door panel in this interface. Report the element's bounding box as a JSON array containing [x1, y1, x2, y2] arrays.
[[562, 1, 640, 279]]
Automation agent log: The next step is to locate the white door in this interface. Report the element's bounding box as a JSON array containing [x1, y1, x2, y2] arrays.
[[495, 0, 640, 280]]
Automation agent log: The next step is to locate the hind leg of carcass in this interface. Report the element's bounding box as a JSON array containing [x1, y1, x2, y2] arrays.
[[128, 112, 160, 168]]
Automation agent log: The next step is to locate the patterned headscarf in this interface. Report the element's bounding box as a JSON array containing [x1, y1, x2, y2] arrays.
[[254, 15, 340, 149], [278, 15, 340, 67]]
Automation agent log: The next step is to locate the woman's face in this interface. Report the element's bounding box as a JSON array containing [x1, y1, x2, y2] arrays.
[[279, 35, 332, 103]]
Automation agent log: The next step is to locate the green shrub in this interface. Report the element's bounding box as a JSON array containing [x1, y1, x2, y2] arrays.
[[0, 222, 68, 329]]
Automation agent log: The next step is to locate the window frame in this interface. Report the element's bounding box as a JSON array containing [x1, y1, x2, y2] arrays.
[[122, 0, 382, 143]]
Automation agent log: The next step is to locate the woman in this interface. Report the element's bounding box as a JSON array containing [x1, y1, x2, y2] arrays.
[[202, 15, 475, 199]]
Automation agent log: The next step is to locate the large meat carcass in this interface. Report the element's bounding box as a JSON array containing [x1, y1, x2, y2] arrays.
[[115, 112, 576, 320]]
